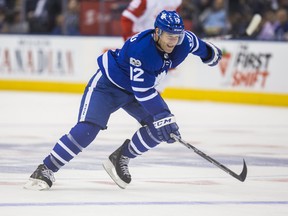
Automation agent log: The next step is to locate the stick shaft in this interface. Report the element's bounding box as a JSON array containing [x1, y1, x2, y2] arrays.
[[204, 13, 262, 40], [171, 134, 247, 182]]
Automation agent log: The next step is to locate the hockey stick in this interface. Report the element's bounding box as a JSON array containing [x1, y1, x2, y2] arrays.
[[244, 14, 262, 37], [205, 13, 262, 40], [171, 134, 247, 182]]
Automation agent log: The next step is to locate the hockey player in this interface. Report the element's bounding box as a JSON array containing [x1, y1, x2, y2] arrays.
[[121, 0, 183, 92], [121, 0, 182, 41], [24, 10, 222, 190]]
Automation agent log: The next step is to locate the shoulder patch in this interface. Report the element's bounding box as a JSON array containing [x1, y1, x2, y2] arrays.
[[130, 57, 142, 67]]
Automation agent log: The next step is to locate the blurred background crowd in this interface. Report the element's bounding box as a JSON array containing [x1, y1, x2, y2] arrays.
[[0, 0, 287, 41]]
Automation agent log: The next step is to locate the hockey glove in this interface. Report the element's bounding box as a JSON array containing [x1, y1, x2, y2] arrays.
[[153, 113, 181, 143], [201, 41, 222, 66]]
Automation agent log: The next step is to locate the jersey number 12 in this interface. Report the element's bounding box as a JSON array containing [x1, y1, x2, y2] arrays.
[[130, 67, 144, 82]]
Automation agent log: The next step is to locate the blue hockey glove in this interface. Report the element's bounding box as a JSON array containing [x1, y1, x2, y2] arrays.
[[201, 41, 222, 66], [153, 113, 181, 143]]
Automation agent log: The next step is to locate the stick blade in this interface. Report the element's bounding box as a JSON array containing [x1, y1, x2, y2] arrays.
[[238, 159, 248, 182], [246, 14, 262, 36]]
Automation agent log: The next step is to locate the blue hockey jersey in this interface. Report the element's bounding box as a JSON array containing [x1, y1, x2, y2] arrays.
[[97, 29, 209, 116]]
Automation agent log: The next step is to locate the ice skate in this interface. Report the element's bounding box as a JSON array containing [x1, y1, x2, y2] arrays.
[[23, 164, 55, 190], [103, 139, 131, 189]]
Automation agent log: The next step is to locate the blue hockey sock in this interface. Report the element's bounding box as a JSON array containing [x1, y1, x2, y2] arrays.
[[122, 126, 161, 158], [43, 122, 100, 172]]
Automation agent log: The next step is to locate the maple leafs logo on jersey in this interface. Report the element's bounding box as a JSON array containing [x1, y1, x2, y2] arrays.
[[154, 71, 166, 87], [130, 57, 142, 67]]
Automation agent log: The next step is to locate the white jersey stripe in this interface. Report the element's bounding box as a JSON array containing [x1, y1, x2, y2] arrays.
[[58, 140, 77, 157], [135, 91, 158, 102], [67, 133, 83, 151], [132, 86, 152, 92], [188, 32, 199, 53], [137, 130, 152, 150], [79, 71, 102, 122], [122, 10, 137, 22], [51, 150, 68, 164], [49, 155, 61, 169], [102, 52, 125, 90], [130, 140, 143, 155]]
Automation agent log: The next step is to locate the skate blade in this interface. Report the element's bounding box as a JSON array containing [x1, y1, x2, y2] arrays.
[[102, 160, 128, 189], [23, 178, 51, 191]]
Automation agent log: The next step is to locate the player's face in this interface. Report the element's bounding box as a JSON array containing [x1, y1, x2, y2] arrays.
[[158, 31, 180, 53]]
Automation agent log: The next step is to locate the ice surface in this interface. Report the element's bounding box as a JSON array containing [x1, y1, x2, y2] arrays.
[[0, 91, 287, 216]]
